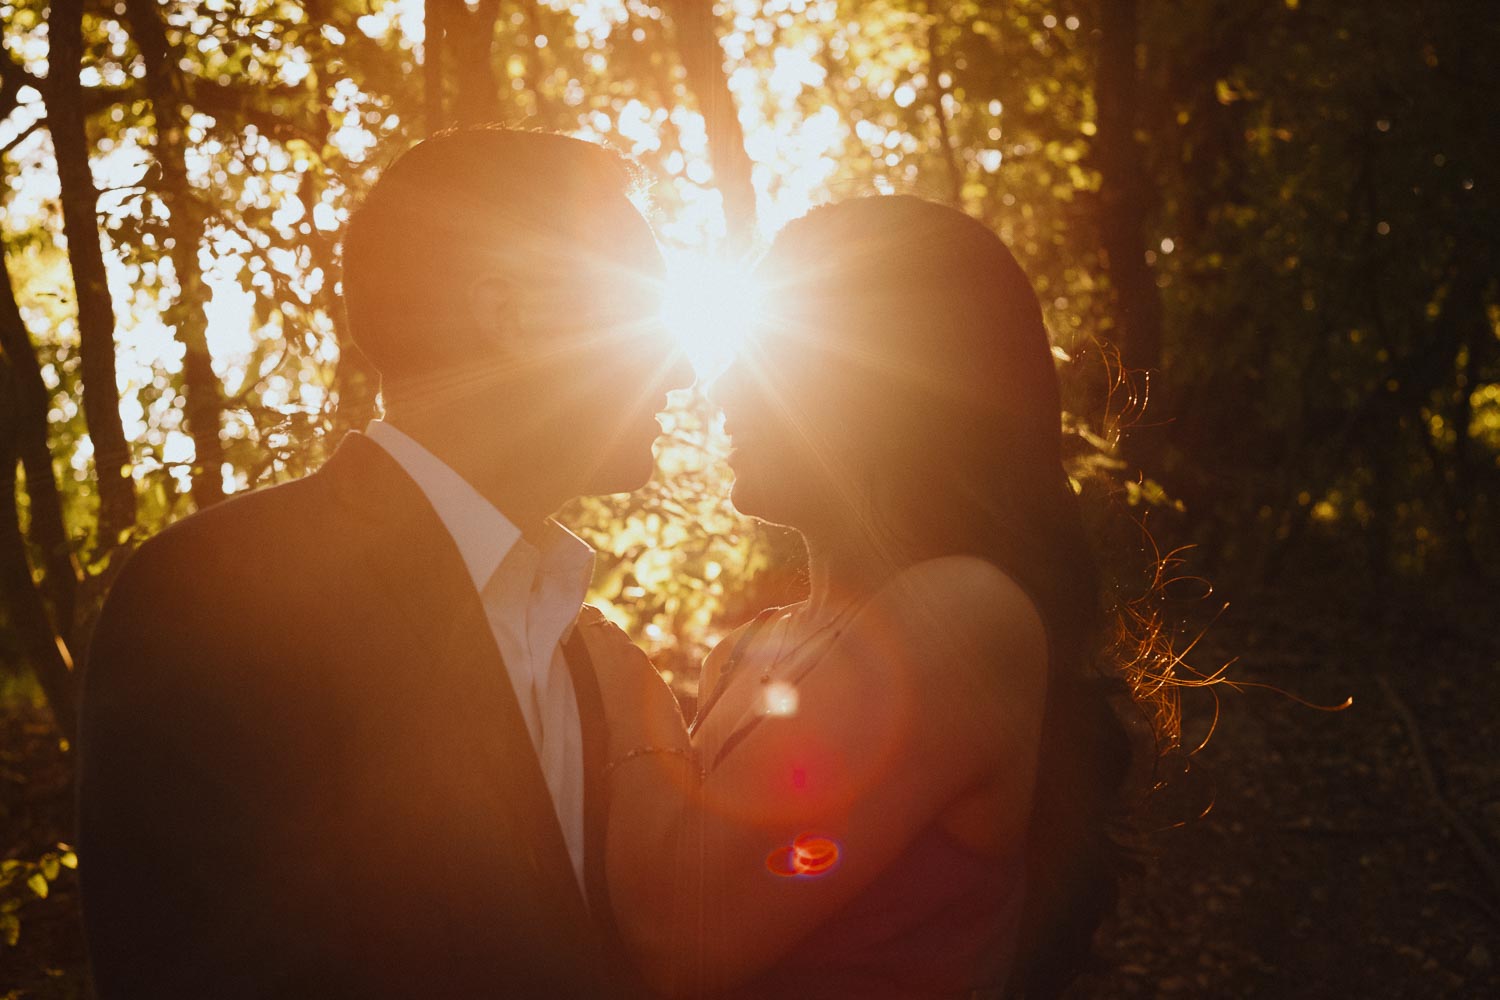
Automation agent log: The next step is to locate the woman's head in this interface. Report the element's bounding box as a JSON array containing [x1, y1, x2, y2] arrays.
[[718, 196, 1083, 624], [720, 197, 1061, 521]]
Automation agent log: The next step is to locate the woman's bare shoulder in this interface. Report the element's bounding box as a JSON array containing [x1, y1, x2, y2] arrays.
[[878, 555, 1049, 685], [890, 553, 1043, 618]]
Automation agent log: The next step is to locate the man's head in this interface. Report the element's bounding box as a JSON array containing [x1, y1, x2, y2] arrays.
[[342, 126, 690, 497]]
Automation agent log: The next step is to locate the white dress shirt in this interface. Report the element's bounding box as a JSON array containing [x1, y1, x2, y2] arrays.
[[364, 420, 594, 894]]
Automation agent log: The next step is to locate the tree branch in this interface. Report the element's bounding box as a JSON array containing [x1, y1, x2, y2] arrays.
[[46, 0, 137, 543], [0, 119, 42, 159]]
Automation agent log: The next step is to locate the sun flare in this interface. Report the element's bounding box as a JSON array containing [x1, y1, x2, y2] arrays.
[[661, 253, 765, 381]]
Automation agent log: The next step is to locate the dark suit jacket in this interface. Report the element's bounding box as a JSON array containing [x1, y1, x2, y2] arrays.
[[77, 432, 631, 998]]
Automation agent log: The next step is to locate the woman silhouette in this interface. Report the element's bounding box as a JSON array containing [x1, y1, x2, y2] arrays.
[[590, 195, 1151, 998]]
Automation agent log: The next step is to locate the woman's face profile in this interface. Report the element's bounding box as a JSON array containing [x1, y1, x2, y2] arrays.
[[713, 290, 881, 529], [717, 196, 1016, 531], [713, 325, 806, 526]]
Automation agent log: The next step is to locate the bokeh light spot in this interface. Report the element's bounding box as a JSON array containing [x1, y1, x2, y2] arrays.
[[761, 680, 800, 717]]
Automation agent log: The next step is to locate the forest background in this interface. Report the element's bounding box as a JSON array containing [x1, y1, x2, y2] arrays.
[[2, 1, 1497, 997]]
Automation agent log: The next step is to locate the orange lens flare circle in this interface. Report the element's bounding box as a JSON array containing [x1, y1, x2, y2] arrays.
[[766, 833, 841, 878]]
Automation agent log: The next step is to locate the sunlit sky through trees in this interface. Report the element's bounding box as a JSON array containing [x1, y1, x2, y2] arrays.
[[3, 0, 1494, 659], [5, 4, 1499, 992], [1, 0, 898, 497]]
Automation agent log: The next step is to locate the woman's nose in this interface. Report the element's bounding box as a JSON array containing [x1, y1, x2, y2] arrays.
[[665, 350, 696, 393], [709, 357, 746, 410]]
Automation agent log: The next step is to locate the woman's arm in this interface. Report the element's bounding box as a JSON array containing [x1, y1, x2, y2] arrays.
[[593, 557, 1049, 997]]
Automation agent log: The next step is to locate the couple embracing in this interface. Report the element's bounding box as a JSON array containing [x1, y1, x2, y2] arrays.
[[77, 127, 1138, 999]]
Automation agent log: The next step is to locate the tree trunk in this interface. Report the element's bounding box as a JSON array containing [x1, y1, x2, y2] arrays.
[[521, 1, 558, 122], [447, 0, 503, 127], [1416, 261, 1488, 576], [925, 5, 965, 207], [0, 353, 78, 742], [425, 0, 446, 134], [1092, 0, 1165, 470], [664, 0, 757, 252], [47, 0, 137, 544], [297, 170, 379, 433], [1, 237, 79, 632], [1443, 266, 1492, 564], [124, 0, 227, 510]]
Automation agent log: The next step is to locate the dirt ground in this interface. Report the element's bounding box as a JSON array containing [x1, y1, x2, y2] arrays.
[[3, 573, 1498, 999], [1071, 572, 1500, 999]]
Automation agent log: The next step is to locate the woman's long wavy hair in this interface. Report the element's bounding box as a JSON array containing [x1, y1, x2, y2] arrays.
[[758, 196, 1170, 998]]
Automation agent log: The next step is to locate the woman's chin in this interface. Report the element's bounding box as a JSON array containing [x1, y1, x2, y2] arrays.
[[727, 474, 782, 526], [728, 450, 801, 522], [726, 472, 759, 519]]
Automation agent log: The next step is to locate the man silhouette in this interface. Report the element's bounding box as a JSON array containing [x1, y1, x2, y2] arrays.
[[78, 127, 690, 998]]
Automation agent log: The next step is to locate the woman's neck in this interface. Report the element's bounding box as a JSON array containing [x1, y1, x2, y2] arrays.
[[801, 526, 902, 626]]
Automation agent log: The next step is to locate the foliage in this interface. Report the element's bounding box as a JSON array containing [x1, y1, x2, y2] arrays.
[[0, 0, 1494, 740], [0, 844, 75, 950], [1, 2, 1495, 997]]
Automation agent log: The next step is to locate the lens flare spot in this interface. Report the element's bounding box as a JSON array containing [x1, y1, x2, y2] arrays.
[[760, 680, 800, 717], [766, 833, 842, 878]]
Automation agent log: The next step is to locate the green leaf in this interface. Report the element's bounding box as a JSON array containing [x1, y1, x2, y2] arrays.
[[25, 873, 47, 899]]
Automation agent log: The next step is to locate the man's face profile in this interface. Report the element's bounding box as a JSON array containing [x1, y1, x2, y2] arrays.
[[343, 129, 691, 497], [497, 194, 688, 496]]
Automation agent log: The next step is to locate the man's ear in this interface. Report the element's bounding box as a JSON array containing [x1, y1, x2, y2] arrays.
[[465, 273, 523, 352]]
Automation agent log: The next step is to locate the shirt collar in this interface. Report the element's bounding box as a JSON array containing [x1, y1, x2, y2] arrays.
[[529, 520, 597, 644], [363, 420, 593, 593], [532, 520, 597, 612]]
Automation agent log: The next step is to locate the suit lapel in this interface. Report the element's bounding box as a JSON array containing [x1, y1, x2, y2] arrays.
[[319, 432, 593, 933], [562, 626, 611, 916]]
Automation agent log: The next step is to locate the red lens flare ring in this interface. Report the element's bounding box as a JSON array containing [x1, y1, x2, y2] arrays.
[[765, 833, 842, 878]]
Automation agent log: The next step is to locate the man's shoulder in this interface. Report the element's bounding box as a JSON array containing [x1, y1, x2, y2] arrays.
[[94, 469, 355, 651], [84, 464, 377, 701], [130, 468, 338, 575]]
